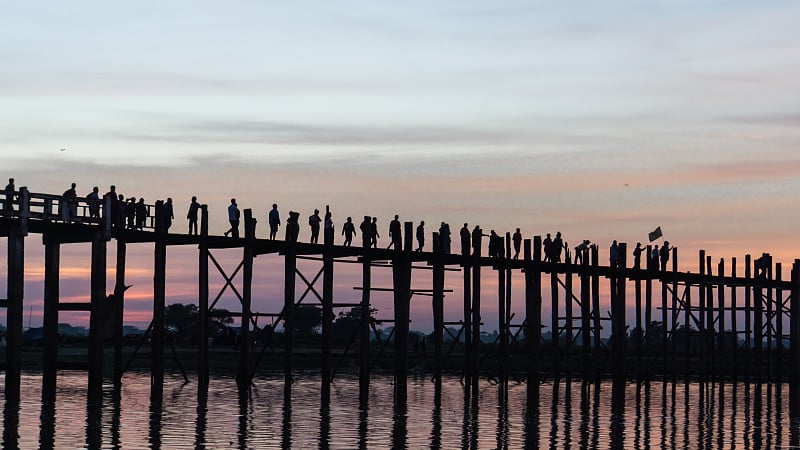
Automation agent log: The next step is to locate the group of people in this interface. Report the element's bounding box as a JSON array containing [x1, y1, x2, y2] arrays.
[[3, 180, 679, 269]]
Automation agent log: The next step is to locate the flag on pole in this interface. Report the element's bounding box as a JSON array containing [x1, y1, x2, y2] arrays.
[[648, 226, 663, 242]]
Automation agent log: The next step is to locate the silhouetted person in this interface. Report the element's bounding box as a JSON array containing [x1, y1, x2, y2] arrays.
[[552, 231, 564, 262], [125, 197, 136, 229], [286, 211, 300, 243], [118, 195, 128, 229], [359, 216, 371, 247], [309, 209, 321, 244], [104, 185, 119, 228], [86, 186, 100, 219], [416, 221, 425, 252], [224, 198, 240, 238], [650, 245, 659, 271], [388, 215, 402, 249], [324, 211, 334, 244], [659, 241, 670, 271], [419, 336, 426, 353], [512, 228, 522, 259], [164, 197, 174, 231], [62, 182, 77, 222], [413, 335, 420, 352], [574, 240, 590, 265], [342, 216, 356, 246], [460, 223, 471, 256], [543, 233, 553, 262], [3, 178, 14, 215], [610, 240, 619, 268], [439, 222, 451, 255], [488, 230, 503, 258], [371, 217, 380, 248], [187, 196, 200, 235], [632, 242, 644, 269], [268, 204, 280, 240], [755, 252, 770, 278], [471, 225, 483, 256], [135, 198, 147, 230]]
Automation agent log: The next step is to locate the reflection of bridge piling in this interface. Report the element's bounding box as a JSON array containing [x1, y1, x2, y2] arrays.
[[3, 187, 800, 421]]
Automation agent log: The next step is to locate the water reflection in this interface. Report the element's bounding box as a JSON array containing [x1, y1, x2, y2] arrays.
[[3, 398, 19, 449], [1, 372, 799, 448]]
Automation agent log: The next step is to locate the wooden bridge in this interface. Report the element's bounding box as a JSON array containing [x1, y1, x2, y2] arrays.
[[2, 186, 800, 415]]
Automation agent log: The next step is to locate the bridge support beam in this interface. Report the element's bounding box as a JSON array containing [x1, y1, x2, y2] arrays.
[[42, 234, 60, 403], [88, 231, 107, 400], [151, 201, 166, 400], [198, 205, 209, 390], [238, 210, 255, 390]]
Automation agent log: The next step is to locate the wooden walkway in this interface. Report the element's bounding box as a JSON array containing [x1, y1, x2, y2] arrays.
[[1, 186, 800, 416]]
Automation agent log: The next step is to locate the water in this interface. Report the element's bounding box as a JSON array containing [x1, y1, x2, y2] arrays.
[[2, 371, 798, 449]]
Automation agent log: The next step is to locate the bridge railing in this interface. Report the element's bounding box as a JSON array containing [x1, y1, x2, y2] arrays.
[[1, 188, 156, 230]]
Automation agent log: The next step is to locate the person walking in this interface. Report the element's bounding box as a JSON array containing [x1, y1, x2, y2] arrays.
[[224, 198, 240, 238], [268, 204, 280, 240], [342, 216, 356, 246], [388, 215, 402, 249], [512, 228, 522, 259], [416, 221, 425, 252]]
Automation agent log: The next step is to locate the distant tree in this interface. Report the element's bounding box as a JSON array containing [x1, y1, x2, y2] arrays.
[[164, 303, 234, 344], [165, 303, 199, 343], [333, 305, 377, 343], [294, 304, 322, 336]]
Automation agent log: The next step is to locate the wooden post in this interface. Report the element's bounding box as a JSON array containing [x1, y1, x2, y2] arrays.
[[706, 256, 713, 376], [660, 250, 668, 376], [730, 257, 738, 376], [462, 230, 472, 378], [432, 232, 444, 382], [645, 245, 653, 357], [88, 230, 107, 401], [498, 236, 507, 382], [321, 210, 334, 390], [718, 259, 726, 370], [789, 260, 800, 417], [612, 243, 627, 381], [198, 205, 209, 389], [777, 263, 784, 379], [527, 237, 542, 386], [284, 213, 297, 389], [238, 209, 255, 389], [591, 244, 601, 367], [766, 258, 774, 379], [564, 251, 573, 375], [634, 245, 643, 367], [698, 252, 706, 378], [4, 208, 25, 403], [504, 232, 512, 377], [471, 231, 482, 377], [745, 254, 752, 376], [392, 222, 413, 397], [671, 248, 678, 377], [550, 251, 559, 372], [151, 200, 166, 396], [113, 238, 127, 386], [360, 218, 372, 391], [754, 256, 764, 379], [684, 279, 691, 378], [42, 235, 60, 403], [580, 243, 591, 376]]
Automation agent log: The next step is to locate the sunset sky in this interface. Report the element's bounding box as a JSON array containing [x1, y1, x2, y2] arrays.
[[2, 1, 800, 331]]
